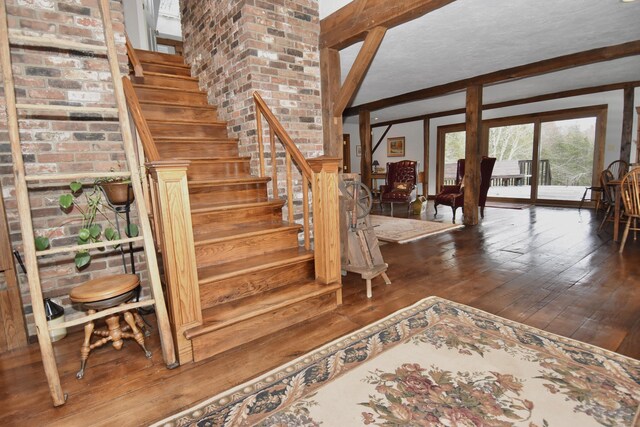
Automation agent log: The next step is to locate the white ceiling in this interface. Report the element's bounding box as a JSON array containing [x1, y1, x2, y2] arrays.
[[319, 0, 640, 123]]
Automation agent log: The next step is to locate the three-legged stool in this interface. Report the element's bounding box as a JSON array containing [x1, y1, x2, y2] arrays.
[[69, 274, 151, 379]]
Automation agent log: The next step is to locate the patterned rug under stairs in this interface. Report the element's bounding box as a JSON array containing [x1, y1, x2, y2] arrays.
[[132, 49, 340, 362]]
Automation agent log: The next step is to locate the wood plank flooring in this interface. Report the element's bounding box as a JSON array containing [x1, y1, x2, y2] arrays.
[[1, 205, 639, 426]]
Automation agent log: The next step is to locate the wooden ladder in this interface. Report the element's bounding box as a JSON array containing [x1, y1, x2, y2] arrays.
[[0, 0, 176, 406]]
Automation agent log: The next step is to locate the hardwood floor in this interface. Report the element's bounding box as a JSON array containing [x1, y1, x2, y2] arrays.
[[1, 205, 639, 426]]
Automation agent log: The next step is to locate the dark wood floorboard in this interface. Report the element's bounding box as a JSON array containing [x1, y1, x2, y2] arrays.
[[1, 205, 639, 426]]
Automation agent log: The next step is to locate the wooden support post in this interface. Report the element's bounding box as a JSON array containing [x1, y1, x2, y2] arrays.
[[360, 110, 372, 189], [308, 157, 342, 291], [463, 85, 482, 226], [423, 118, 430, 197], [333, 27, 386, 115], [147, 161, 202, 364], [620, 85, 634, 164], [320, 47, 343, 158]]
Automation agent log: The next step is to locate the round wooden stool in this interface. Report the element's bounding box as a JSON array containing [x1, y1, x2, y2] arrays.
[[70, 274, 151, 379]]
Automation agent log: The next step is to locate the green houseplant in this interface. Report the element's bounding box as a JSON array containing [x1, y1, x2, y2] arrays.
[[35, 180, 139, 269]]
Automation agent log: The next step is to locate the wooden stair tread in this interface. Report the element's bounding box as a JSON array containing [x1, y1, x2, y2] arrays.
[[193, 221, 300, 245], [188, 176, 270, 187], [176, 156, 250, 162], [185, 280, 341, 339], [197, 247, 313, 284], [138, 100, 216, 110], [139, 71, 197, 81], [154, 136, 238, 143], [146, 118, 226, 126], [134, 49, 184, 63], [138, 58, 190, 68], [190, 199, 283, 214], [132, 83, 202, 94]]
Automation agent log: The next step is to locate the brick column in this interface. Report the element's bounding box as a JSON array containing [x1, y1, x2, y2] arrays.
[[181, 0, 324, 178]]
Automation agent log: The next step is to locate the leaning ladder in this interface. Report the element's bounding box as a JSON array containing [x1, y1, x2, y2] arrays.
[[0, 0, 177, 406]]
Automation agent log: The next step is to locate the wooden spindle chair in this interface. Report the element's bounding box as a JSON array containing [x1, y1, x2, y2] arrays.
[[619, 168, 640, 253], [598, 169, 617, 232]]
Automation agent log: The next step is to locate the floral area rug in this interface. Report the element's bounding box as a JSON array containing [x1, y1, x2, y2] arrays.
[[369, 215, 463, 244], [153, 297, 640, 427]]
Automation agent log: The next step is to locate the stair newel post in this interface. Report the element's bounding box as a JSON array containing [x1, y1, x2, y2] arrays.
[[147, 161, 202, 364], [308, 157, 343, 303]]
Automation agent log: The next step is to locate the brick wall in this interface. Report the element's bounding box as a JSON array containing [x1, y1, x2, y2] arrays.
[[0, 0, 147, 335], [180, 0, 323, 214]]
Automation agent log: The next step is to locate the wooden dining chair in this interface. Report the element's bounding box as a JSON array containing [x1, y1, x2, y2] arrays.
[[619, 168, 640, 253], [598, 169, 617, 232], [607, 159, 629, 180]]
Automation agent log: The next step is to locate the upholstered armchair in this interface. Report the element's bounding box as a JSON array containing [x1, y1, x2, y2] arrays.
[[380, 160, 417, 217], [434, 157, 497, 223]]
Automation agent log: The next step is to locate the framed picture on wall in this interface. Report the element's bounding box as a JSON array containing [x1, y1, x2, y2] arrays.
[[387, 137, 405, 157], [356, 145, 362, 157]]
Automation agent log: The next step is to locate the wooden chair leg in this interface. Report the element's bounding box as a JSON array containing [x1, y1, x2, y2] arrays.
[[599, 205, 612, 231], [366, 279, 372, 299], [123, 311, 152, 358], [619, 217, 632, 253], [133, 310, 150, 337], [390, 203, 394, 217], [77, 310, 95, 380]]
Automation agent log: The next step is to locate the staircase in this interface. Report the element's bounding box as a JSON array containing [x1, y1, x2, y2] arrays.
[[129, 49, 341, 362]]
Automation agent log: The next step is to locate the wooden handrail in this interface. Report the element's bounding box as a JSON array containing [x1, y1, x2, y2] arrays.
[[126, 34, 144, 77], [253, 92, 313, 180], [253, 92, 341, 288], [122, 76, 160, 161]]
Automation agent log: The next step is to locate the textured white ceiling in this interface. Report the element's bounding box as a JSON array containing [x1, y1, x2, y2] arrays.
[[321, 0, 640, 121]]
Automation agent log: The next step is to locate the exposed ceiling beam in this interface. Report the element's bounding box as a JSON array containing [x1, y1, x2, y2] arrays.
[[346, 40, 640, 116], [369, 80, 640, 128], [333, 26, 386, 116], [320, 0, 455, 50]]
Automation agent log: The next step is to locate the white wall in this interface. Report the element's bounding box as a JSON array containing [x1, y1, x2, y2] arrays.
[[123, 0, 149, 49], [346, 89, 640, 196]]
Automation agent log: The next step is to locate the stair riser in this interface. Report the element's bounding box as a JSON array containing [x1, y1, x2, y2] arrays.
[[156, 141, 238, 158], [139, 63, 191, 76], [134, 86, 208, 105], [132, 75, 199, 91], [195, 228, 300, 266], [191, 291, 339, 362], [135, 50, 185, 65], [187, 161, 250, 180], [192, 205, 282, 235], [189, 183, 268, 206], [148, 122, 228, 139], [140, 103, 218, 122], [199, 259, 315, 309]]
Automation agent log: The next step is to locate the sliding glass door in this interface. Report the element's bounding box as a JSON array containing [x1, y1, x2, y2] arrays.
[[486, 124, 535, 200], [436, 106, 605, 206], [537, 118, 596, 201]]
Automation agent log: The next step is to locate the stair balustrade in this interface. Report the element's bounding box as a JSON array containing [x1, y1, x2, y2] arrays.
[[253, 92, 342, 287]]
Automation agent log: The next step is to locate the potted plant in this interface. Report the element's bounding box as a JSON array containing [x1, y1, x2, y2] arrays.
[[95, 176, 134, 206], [35, 180, 139, 269]]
